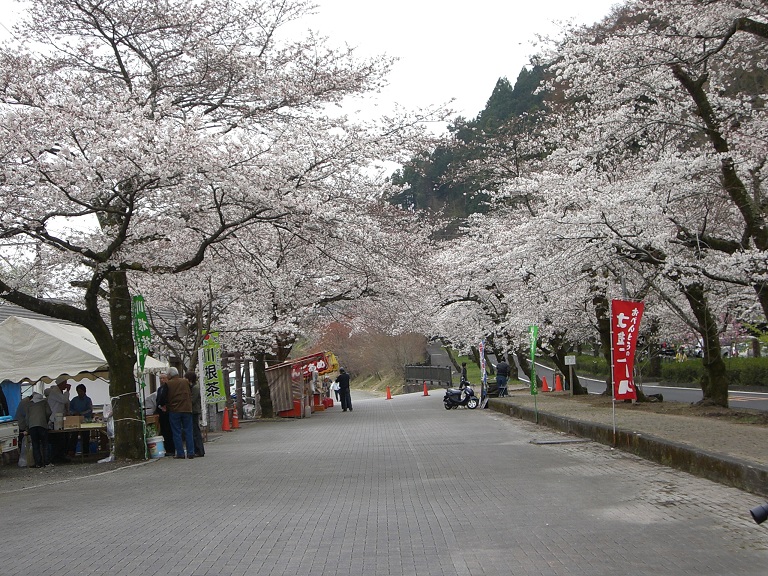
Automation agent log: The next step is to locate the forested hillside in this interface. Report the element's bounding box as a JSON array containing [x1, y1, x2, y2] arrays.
[[387, 66, 545, 224]]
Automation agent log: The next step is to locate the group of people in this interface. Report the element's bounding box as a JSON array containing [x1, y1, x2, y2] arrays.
[[15, 376, 94, 468], [149, 367, 204, 459]]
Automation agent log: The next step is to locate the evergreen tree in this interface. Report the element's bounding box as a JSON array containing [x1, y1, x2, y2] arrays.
[[388, 66, 546, 223]]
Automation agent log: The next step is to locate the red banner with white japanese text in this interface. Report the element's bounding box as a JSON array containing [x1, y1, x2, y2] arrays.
[[611, 299, 645, 401]]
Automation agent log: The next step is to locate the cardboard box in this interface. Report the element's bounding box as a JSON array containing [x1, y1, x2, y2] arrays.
[[63, 415, 83, 429]]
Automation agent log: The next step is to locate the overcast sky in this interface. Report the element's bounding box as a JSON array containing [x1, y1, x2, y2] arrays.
[[305, 0, 620, 120], [0, 0, 620, 122]]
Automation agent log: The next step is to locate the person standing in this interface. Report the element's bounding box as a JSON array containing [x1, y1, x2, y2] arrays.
[[14, 394, 31, 455], [155, 374, 174, 454], [331, 378, 341, 402], [186, 371, 205, 458], [165, 367, 195, 459], [495, 358, 511, 397], [460, 362, 468, 383], [45, 376, 71, 463], [68, 383, 94, 455], [335, 368, 352, 412], [23, 392, 52, 468]]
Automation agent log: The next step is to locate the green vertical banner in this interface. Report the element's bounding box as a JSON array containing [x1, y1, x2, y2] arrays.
[[199, 331, 226, 404], [529, 325, 539, 396], [131, 295, 151, 381]]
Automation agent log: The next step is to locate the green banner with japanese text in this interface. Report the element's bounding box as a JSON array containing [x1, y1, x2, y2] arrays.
[[199, 331, 226, 404], [529, 325, 538, 396], [131, 295, 151, 381]]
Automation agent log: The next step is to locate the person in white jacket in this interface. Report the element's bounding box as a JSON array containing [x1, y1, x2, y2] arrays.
[[45, 375, 71, 463]]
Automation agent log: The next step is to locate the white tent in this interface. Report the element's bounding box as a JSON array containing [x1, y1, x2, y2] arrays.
[[0, 316, 166, 384]]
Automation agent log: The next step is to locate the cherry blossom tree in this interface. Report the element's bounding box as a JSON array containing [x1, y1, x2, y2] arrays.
[[517, 0, 768, 405], [0, 0, 442, 457]]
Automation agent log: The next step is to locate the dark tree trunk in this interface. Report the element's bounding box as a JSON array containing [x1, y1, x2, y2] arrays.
[[514, 347, 540, 390], [100, 270, 143, 460], [254, 352, 274, 418], [443, 346, 462, 373], [546, 333, 588, 395], [592, 284, 613, 396], [683, 282, 728, 407]]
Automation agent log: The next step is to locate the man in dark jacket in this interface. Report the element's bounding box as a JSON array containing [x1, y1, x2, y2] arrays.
[[164, 367, 195, 459], [335, 368, 352, 412], [495, 358, 511, 397]]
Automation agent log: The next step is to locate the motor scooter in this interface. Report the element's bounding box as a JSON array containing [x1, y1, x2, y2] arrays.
[[443, 379, 479, 410]]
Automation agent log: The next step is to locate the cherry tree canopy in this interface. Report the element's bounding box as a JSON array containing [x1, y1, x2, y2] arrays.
[[0, 0, 443, 457]]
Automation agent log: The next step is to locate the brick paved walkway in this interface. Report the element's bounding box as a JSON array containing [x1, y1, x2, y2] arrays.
[[1, 390, 767, 575]]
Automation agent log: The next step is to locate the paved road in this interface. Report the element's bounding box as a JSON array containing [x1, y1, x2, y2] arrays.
[[528, 363, 768, 411], [1, 390, 767, 575]]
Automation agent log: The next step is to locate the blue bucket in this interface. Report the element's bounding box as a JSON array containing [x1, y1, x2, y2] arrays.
[[147, 436, 166, 458]]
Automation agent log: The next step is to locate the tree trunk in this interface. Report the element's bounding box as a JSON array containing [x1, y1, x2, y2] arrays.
[[101, 270, 144, 460], [254, 352, 274, 418], [683, 282, 728, 407], [443, 346, 462, 373], [593, 286, 613, 396], [547, 334, 588, 395], [514, 346, 540, 389], [646, 317, 663, 378]]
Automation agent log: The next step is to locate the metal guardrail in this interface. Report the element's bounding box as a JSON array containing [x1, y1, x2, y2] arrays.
[[404, 365, 453, 387]]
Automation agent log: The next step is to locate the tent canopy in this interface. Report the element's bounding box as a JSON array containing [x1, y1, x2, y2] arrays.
[[0, 316, 166, 384]]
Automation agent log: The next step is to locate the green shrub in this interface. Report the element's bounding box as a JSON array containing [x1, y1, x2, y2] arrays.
[[660, 359, 704, 383], [575, 354, 768, 388], [660, 357, 768, 387], [575, 354, 609, 377], [723, 357, 768, 388]]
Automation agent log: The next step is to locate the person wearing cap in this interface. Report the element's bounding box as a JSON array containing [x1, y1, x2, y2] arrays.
[[335, 368, 352, 412], [22, 392, 52, 468], [46, 376, 71, 463]]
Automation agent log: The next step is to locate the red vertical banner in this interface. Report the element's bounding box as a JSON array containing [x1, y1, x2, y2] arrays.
[[611, 299, 645, 401]]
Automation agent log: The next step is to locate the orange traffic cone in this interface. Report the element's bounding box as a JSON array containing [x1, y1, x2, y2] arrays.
[[222, 407, 231, 431], [541, 376, 550, 392], [423, 382, 429, 396], [555, 374, 564, 392], [232, 408, 240, 429], [386, 386, 392, 400]]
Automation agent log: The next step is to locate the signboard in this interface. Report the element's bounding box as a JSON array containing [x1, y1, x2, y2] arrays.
[[198, 331, 226, 404], [565, 355, 576, 366], [611, 299, 645, 401], [131, 295, 151, 380], [289, 351, 339, 382]]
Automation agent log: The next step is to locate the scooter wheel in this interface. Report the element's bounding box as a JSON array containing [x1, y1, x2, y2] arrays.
[[444, 402, 452, 410], [467, 397, 479, 409]]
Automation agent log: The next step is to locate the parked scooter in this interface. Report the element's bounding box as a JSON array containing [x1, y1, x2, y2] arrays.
[[443, 379, 479, 410]]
